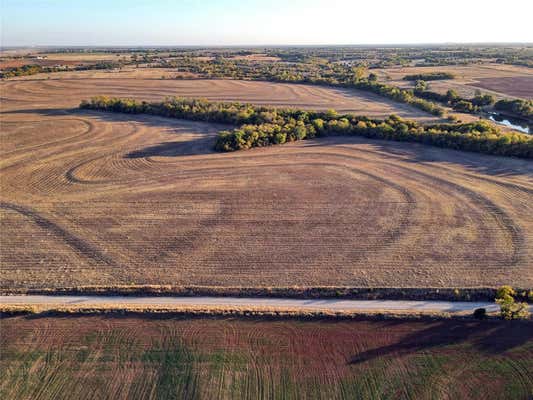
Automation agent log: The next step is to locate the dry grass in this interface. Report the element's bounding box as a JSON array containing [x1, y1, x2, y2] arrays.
[[0, 304, 462, 319], [1, 71, 532, 291], [1, 315, 532, 399]]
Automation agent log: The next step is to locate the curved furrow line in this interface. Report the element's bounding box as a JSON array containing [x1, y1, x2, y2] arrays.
[[0, 118, 96, 158], [294, 149, 527, 266], [60, 124, 158, 186], [4, 120, 144, 194], [206, 148, 526, 272], [331, 143, 533, 195], [207, 143, 532, 197], [0, 202, 116, 266], [66, 159, 415, 267], [0, 117, 118, 172]]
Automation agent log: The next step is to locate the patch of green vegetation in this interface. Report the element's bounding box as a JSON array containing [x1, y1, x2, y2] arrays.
[[404, 72, 455, 81], [470, 357, 533, 399], [80, 96, 533, 158], [144, 346, 199, 399], [2, 318, 532, 399]]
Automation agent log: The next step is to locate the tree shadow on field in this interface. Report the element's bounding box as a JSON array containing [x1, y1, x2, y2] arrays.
[[3, 107, 226, 157], [125, 139, 215, 158], [301, 136, 533, 179], [349, 319, 533, 365]]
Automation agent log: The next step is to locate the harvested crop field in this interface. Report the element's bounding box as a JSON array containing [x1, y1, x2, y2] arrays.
[[1, 315, 532, 400], [2, 70, 436, 119], [1, 74, 533, 290], [470, 76, 533, 99], [375, 64, 533, 99]]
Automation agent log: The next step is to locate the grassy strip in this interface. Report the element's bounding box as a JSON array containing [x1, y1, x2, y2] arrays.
[[80, 96, 533, 158], [3, 285, 532, 302], [0, 305, 474, 321]]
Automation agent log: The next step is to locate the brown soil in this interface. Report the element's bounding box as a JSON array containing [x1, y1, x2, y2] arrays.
[[0, 72, 532, 290], [375, 63, 533, 99], [471, 76, 533, 99]]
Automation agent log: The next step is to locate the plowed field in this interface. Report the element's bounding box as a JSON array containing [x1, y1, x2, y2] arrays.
[[1, 72, 532, 290]]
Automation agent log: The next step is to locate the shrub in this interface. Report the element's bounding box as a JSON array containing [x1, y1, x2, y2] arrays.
[[496, 285, 516, 301], [495, 286, 531, 320], [494, 99, 533, 120], [497, 298, 530, 320]]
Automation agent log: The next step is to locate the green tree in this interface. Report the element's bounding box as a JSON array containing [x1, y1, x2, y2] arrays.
[[352, 65, 367, 82], [495, 286, 530, 320]]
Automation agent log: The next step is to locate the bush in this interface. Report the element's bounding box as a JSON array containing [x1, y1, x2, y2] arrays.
[[497, 298, 530, 320], [494, 99, 533, 120], [495, 286, 531, 320], [496, 285, 516, 300], [80, 97, 533, 159]]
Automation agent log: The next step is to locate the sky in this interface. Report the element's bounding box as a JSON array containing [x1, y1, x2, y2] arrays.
[[1, 0, 532, 47]]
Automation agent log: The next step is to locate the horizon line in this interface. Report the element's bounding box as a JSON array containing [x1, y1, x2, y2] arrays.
[[2, 41, 533, 49]]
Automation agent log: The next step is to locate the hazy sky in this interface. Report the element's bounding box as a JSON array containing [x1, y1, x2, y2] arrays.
[[2, 0, 532, 46]]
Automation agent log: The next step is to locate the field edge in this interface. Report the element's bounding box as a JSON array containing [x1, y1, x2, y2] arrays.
[[2, 285, 532, 301]]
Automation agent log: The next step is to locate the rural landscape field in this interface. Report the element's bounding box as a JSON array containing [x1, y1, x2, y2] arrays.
[[1, 53, 532, 290], [1, 0, 533, 398], [2, 315, 533, 399]]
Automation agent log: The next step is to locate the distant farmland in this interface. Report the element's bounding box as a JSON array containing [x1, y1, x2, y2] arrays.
[[1, 70, 437, 120], [1, 315, 532, 400], [1, 70, 532, 291], [374, 64, 533, 100]]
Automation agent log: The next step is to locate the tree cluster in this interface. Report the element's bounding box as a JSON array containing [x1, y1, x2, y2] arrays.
[[494, 99, 533, 121], [495, 286, 531, 320], [166, 58, 446, 117], [413, 83, 495, 115], [80, 96, 533, 159], [403, 72, 455, 81], [0, 61, 124, 79], [0, 65, 52, 78]]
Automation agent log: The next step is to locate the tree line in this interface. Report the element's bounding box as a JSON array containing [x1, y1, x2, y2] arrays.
[[403, 72, 455, 81], [164, 58, 446, 117], [1, 61, 126, 79], [0, 65, 55, 78], [162, 57, 531, 120], [80, 96, 532, 159], [413, 81, 495, 114], [494, 99, 533, 121]]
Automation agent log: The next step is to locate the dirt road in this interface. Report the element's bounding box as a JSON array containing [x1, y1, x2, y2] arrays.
[[0, 295, 508, 314]]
